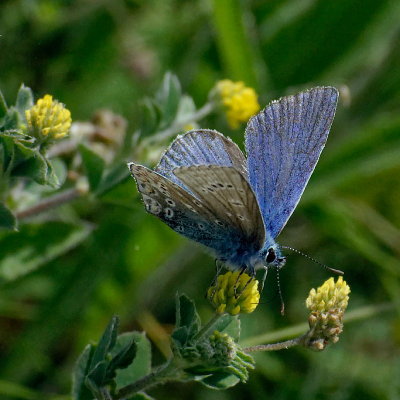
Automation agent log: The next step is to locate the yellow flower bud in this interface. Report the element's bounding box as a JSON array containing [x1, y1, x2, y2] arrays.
[[306, 276, 350, 313], [25, 94, 71, 140], [305, 276, 350, 350], [207, 271, 260, 315], [183, 122, 198, 132], [215, 80, 260, 129]]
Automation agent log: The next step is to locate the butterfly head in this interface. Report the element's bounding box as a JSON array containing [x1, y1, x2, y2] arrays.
[[262, 245, 286, 269]]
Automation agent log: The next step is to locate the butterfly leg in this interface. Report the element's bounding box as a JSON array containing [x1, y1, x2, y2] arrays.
[[234, 265, 252, 298], [260, 266, 269, 293], [206, 258, 226, 300]]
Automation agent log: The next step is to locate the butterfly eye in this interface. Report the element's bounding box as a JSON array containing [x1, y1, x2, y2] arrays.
[[266, 248, 276, 264]]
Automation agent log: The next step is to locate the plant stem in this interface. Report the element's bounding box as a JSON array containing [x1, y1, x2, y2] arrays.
[[241, 302, 395, 347], [114, 361, 179, 399], [243, 333, 307, 352], [193, 313, 223, 341], [16, 187, 83, 220]]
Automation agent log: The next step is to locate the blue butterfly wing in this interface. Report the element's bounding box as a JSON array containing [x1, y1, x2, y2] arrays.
[[129, 162, 256, 264], [173, 165, 265, 263], [245, 87, 339, 238], [155, 129, 247, 187]]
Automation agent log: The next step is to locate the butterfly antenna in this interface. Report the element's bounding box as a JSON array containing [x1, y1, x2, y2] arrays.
[[276, 269, 285, 316], [281, 246, 344, 275]]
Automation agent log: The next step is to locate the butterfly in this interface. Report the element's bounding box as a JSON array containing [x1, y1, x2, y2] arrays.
[[128, 87, 339, 275]]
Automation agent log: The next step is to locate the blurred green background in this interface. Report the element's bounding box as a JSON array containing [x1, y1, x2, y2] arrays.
[[1, 0, 400, 399]]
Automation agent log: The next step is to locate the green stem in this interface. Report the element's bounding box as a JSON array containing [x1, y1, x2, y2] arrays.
[[114, 361, 179, 399], [243, 333, 307, 353], [241, 302, 395, 347], [193, 313, 223, 341]]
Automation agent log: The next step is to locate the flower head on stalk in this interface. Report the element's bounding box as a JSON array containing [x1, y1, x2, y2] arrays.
[[305, 276, 350, 350], [25, 94, 71, 141], [207, 271, 260, 315], [214, 80, 260, 129], [179, 330, 255, 384]]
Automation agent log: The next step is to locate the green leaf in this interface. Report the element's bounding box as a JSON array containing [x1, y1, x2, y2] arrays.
[[139, 98, 162, 137], [12, 151, 48, 185], [45, 159, 60, 188], [15, 84, 34, 116], [79, 144, 106, 191], [46, 157, 67, 188], [199, 371, 240, 390], [84, 375, 103, 400], [115, 332, 151, 389], [176, 95, 196, 121], [174, 293, 201, 340], [87, 360, 108, 387], [106, 333, 137, 381], [72, 344, 95, 400], [2, 108, 22, 131], [0, 89, 7, 120], [156, 72, 182, 128], [13, 138, 37, 158], [0, 203, 17, 231], [90, 316, 119, 371], [171, 326, 189, 350]]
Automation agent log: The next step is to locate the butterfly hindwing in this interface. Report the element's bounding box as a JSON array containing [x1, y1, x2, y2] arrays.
[[129, 163, 255, 262], [245, 87, 339, 238], [173, 165, 265, 252], [155, 129, 247, 187]]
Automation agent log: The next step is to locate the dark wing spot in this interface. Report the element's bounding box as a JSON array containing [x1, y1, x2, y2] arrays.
[[164, 208, 174, 218]]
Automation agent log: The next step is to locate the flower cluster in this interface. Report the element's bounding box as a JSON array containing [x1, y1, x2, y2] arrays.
[[215, 80, 260, 129], [25, 94, 71, 141], [207, 271, 260, 315], [205, 331, 237, 366], [207, 331, 255, 381], [305, 276, 350, 350], [180, 330, 255, 383]]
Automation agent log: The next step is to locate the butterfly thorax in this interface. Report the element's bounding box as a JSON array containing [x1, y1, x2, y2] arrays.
[[224, 238, 286, 273]]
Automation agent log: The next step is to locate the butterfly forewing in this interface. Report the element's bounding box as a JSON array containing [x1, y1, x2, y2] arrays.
[[129, 163, 257, 261], [245, 87, 338, 238], [173, 165, 265, 249], [155, 129, 247, 187]]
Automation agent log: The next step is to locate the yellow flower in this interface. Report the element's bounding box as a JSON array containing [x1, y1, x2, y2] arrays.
[[305, 276, 350, 350], [207, 271, 260, 315], [306, 276, 350, 313], [215, 80, 260, 129], [183, 122, 198, 132], [25, 94, 71, 140]]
